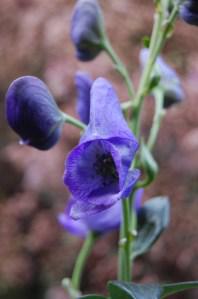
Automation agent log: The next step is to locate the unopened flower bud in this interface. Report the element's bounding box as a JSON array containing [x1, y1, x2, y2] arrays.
[[71, 0, 105, 61], [139, 48, 184, 108], [5, 76, 63, 150], [180, 0, 198, 26], [75, 71, 93, 124]]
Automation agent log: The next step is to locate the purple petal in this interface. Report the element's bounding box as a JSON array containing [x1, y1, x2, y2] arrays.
[[75, 72, 92, 124], [69, 193, 120, 219], [86, 200, 121, 233], [69, 169, 140, 219], [59, 198, 122, 236], [81, 78, 136, 143], [58, 212, 88, 237], [65, 139, 121, 201], [121, 169, 141, 199], [133, 188, 144, 212]]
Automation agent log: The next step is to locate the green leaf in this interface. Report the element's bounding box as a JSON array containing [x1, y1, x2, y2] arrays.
[[79, 296, 106, 299], [161, 281, 198, 298], [132, 196, 170, 258], [108, 280, 198, 299], [108, 281, 161, 299]]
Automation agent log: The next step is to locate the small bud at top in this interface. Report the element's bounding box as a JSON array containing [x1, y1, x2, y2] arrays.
[[5, 76, 64, 150], [71, 0, 105, 61]]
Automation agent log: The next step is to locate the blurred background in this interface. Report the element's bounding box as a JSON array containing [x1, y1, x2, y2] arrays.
[[0, 0, 198, 298]]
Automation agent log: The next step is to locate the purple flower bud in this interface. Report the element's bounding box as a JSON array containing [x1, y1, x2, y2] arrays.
[[58, 189, 143, 237], [64, 77, 140, 219], [5, 76, 63, 150], [133, 188, 144, 212], [180, 1, 198, 26], [139, 49, 184, 108], [75, 72, 93, 124], [71, 0, 105, 61]]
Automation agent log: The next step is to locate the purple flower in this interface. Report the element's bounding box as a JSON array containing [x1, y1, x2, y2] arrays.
[[75, 72, 93, 124], [180, 1, 198, 26], [64, 78, 140, 219], [71, 0, 105, 61], [140, 48, 184, 108], [5, 76, 63, 150], [58, 189, 144, 237]]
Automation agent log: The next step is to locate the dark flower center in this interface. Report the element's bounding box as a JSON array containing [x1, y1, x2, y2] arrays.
[[94, 153, 119, 186]]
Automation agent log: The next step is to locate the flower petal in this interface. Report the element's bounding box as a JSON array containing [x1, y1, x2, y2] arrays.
[[58, 212, 88, 237], [86, 200, 121, 233], [121, 169, 141, 199], [69, 193, 120, 219], [65, 139, 121, 201], [75, 71, 92, 124], [81, 78, 136, 143]]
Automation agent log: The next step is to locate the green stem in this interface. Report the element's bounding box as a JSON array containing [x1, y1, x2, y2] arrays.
[[103, 37, 135, 100], [120, 198, 131, 281], [132, 9, 163, 136], [71, 232, 96, 292], [147, 89, 166, 151], [118, 219, 126, 280], [62, 112, 87, 130], [131, 2, 179, 138], [129, 191, 138, 273]]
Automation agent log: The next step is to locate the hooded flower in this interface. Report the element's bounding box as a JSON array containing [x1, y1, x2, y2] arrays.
[[58, 189, 144, 237], [75, 71, 93, 124], [64, 78, 140, 219], [180, 0, 198, 26], [140, 48, 184, 108], [71, 0, 105, 61], [5, 76, 63, 150]]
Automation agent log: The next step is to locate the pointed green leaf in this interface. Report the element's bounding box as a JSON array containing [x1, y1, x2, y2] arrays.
[[161, 281, 198, 298], [108, 281, 162, 299], [108, 280, 198, 299], [132, 197, 170, 258]]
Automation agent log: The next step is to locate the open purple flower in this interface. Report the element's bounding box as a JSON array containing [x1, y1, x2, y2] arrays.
[[71, 0, 105, 61], [75, 71, 93, 125], [140, 48, 184, 108], [58, 189, 144, 237], [180, 1, 198, 26], [64, 78, 140, 219], [5, 76, 64, 150]]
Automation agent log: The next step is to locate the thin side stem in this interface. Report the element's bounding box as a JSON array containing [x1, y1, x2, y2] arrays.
[[71, 232, 96, 291], [147, 89, 166, 151], [103, 37, 135, 100], [132, 9, 163, 136], [62, 112, 86, 130]]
